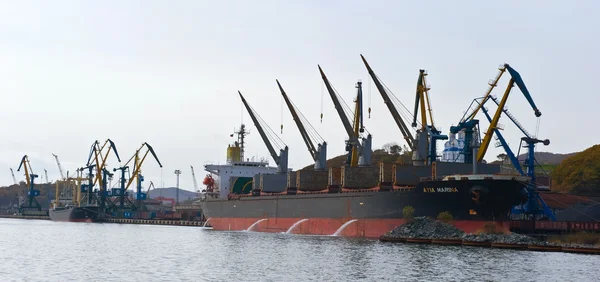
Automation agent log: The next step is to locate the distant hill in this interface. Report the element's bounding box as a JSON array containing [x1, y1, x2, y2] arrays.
[[301, 149, 412, 171], [551, 145, 600, 195], [148, 187, 199, 201], [516, 151, 578, 165]]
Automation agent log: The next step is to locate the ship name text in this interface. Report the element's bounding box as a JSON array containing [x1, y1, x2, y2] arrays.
[[423, 187, 458, 193]]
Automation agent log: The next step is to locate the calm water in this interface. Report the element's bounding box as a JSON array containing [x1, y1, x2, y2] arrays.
[[1, 219, 599, 282]]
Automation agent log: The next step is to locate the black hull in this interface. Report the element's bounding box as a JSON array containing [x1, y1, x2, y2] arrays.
[[201, 177, 528, 221], [49, 206, 99, 222]]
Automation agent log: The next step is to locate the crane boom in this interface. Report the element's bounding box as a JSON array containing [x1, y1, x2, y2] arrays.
[[463, 65, 507, 122], [238, 91, 280, 165], [88, 139, 121, 187], [17, 155, 32, 187], [477, 79, 514, 162], [124, 142, 163, 190], [52, 153, 66, 180], [412, 70, 429, 130], [476, 64, 541, 162], [318, 65, 357, 142], [191, 165, 199, 191], [505, 64, 541, 117], [9, 168, 17, 185], [277, 79, 317, 160], [360, 55, 415, 149]]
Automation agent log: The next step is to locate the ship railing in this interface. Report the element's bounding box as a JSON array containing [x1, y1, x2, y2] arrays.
[[234, 186, 415, 197]]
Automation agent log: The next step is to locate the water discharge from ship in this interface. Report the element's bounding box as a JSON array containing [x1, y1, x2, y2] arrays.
[[285, 219, 309, 234], [202, 218, 212, 227], [332, 219, 358, 236], [246, 218, 268, 232]]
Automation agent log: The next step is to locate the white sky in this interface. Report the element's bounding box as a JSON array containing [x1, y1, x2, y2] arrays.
[[0, 0, 597, 191]]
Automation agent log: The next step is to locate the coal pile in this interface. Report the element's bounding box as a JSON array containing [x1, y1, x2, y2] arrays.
[[383, 217, 543, 244], [386, 217, 465, 239]]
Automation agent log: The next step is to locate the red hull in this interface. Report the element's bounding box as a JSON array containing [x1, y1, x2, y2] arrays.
[[207, 217, 510, 238]]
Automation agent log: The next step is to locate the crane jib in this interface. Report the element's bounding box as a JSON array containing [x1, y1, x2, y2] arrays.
[[504, 64, 541, 117]]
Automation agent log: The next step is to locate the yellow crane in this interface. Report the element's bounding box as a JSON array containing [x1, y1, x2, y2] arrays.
[[476, 64, 541, 162]]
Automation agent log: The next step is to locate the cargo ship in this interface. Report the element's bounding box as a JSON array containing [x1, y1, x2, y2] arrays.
[[49, 205, 99, 222], [200, 125, 531, 238]]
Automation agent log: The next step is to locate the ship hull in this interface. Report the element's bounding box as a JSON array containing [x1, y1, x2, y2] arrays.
[[201, 177, 526, 238], [49, 206, 99, 223]]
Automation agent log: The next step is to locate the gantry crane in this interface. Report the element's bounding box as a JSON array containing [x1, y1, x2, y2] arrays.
[[464, 65, 554, 220], [191, 165, 199, 192], [318, 65, 371, 167], [277, 79, 328, 170], [52, 153, 66, 180], [86, 139, 121, 210], [238, 91, 289, 173], [87, 139, 121, 187], [476, 64, 541, 162], [114, 142, 162, 211], [9, 168, 18, 185], [451, 64, 541, 164], [363, 55, 443, 165], [16, 155, 41, 212], [411, 69, 448, 165], [147, 181, 155, 198]]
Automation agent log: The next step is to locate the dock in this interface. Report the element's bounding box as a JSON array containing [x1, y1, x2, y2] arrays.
[[380, 236, 600, 255], [0, 214, 50, 220], [102, 218, 206, 227]]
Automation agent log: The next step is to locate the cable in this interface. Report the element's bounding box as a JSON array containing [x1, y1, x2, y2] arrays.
[[320, 81, 324, 123]]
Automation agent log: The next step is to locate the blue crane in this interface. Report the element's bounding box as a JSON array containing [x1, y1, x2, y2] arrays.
[[16, 155, 41, 213], [466, 64, 555, 220]]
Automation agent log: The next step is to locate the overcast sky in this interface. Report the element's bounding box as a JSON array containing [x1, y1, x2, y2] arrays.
[[0, 0, 597, 191]]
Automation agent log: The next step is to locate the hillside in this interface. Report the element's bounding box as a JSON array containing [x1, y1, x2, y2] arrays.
[[551, 145, 600, 195], [148, 188, 199, 201], [0, 184, 199, 209], [301, 148, 412, 171], [517, 151, 577, 165]]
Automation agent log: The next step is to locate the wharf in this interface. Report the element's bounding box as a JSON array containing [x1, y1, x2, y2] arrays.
[[102, 218, 207, 227], [0, 214, 49, 220], [380, 236, 600, 255]]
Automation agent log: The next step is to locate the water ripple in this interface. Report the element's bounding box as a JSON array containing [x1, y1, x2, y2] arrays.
[[1, 219, 599, 282]]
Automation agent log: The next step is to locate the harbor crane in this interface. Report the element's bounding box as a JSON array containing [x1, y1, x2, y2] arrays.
[[238, 91, 289, 173], [477, 64, 541, 162], [113, 142, 163, 211], [277, 79, 327, 170], [463, 65, 554, 220], [454, 64, 542, 163], [191, 165, 199, 192], [87, 139, 121, 186], [52, 153, 66, 180], [411, 69, 448, 165], [16, 155, 41, 212], [44, 169, 49, 184], [9, 168, 17, 185], [362, 55, 445, 165], [318, 65, 371, 167], [86, 139, 121, 210]]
